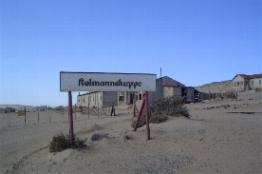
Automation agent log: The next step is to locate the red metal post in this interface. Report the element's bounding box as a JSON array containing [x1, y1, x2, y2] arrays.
[[68, 91, 75, 145], [134, 97, 145, 131], [145, 91, 151, 140]]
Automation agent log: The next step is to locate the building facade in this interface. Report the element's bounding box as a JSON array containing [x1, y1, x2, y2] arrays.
[[232, 74, 262, 92], [152, 76, 186, 102], [77, 76, 210, 108], [77, 91, 117, 108], [77, 91, 144, 108]]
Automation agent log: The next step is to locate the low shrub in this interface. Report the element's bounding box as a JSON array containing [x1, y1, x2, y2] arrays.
[[73, 138, 87, 149], [151, 97, 190, 118], [223, 91, 238, 99], [173, 106, 190, 118], [49, 133, 70, 152], [49, 133, 86, 152]]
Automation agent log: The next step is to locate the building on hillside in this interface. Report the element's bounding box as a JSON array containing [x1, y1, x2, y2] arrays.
[[152, 76, 186, 102], [77, 91, 144, 108], [232, 74, 262, 92]]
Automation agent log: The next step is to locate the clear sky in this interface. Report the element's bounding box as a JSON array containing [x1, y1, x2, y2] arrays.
[[0, 0, 261, 106]]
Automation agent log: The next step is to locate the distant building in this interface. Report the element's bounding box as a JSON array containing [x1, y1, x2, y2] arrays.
[[0, 107, 16, 113], [232, 74, 262, 92], [77, 91, 144, 108], [186, 87, 201, 103], [77, 76, 209, 108], [152, 76, 186, 102]]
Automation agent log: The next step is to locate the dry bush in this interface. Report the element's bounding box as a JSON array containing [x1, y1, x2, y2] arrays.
[[49, 133, 86, 152], [49, 133, 70, 152], [151, 97, 190, 118], [223, 91, 238, 99]]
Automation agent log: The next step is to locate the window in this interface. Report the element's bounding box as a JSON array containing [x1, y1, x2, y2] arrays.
[[139, 94, 142, 100], [259, 80, 261, 85], [119, 95, 124, 102]]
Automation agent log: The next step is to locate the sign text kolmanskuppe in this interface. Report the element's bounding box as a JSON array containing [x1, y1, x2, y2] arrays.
[[60, 72, 156, 92]]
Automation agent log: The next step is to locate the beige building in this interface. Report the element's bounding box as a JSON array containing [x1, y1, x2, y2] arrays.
[[153, 76, 186, 102], [77, 91, 143, 108], [232, 74, 262, 92]]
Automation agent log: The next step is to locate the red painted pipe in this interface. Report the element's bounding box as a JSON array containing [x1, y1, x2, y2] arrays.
[[134, 96, 145, 131], [68, 91, 75, 145], [145, 91, 150, 140]]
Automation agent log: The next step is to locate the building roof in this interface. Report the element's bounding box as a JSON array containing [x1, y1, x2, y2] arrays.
[[233, 74, 262, 80], [78, 91, 102, 97], [157, 76, 186, 87]]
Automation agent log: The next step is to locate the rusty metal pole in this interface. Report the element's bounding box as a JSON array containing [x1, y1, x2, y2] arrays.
[[133, 92, 136, 118], [145, 91, 151, 140], [74, 104, 77, 120], [134, 97, 145, 131], [68, 91, 75, 145], [24, 107, 26, 125]]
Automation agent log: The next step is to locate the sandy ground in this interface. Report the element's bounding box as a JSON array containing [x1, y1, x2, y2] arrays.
[[1, 94, 262, 174]]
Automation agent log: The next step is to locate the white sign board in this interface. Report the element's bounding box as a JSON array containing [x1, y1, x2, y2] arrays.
[[60, 72, 156, 92]]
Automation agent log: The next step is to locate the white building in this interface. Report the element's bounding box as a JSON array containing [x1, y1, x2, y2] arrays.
[[77, 91, 143, 108], [232, 74, 262, 92]]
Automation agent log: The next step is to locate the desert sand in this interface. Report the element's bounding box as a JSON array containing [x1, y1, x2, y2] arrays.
[[1, 91, 262, 174]]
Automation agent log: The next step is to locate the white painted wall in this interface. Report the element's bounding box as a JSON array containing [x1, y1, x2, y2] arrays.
[[232, 76, 245, 91], [77, 92, 103, 108], [250, 78, 262, 89]]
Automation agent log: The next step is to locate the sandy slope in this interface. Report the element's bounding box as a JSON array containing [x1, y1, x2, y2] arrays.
[[1, 94, 262, 174], [196, 80, 232, 93]]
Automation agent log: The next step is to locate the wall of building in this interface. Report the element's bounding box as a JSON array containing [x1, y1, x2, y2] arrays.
[[77, 92, 103, 108], [152, 76, 185, 102], [154, 78, 164, 101], [173, 87, 182, 97], [250, 78, 262, 89], [232, 76, 246, 91], [78, 91, 145, 109], [163, 86, 173, 98], [103, 91, 117, 107]]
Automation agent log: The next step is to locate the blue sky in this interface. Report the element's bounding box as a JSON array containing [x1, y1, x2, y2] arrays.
[[0, 0, 261, 106]]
